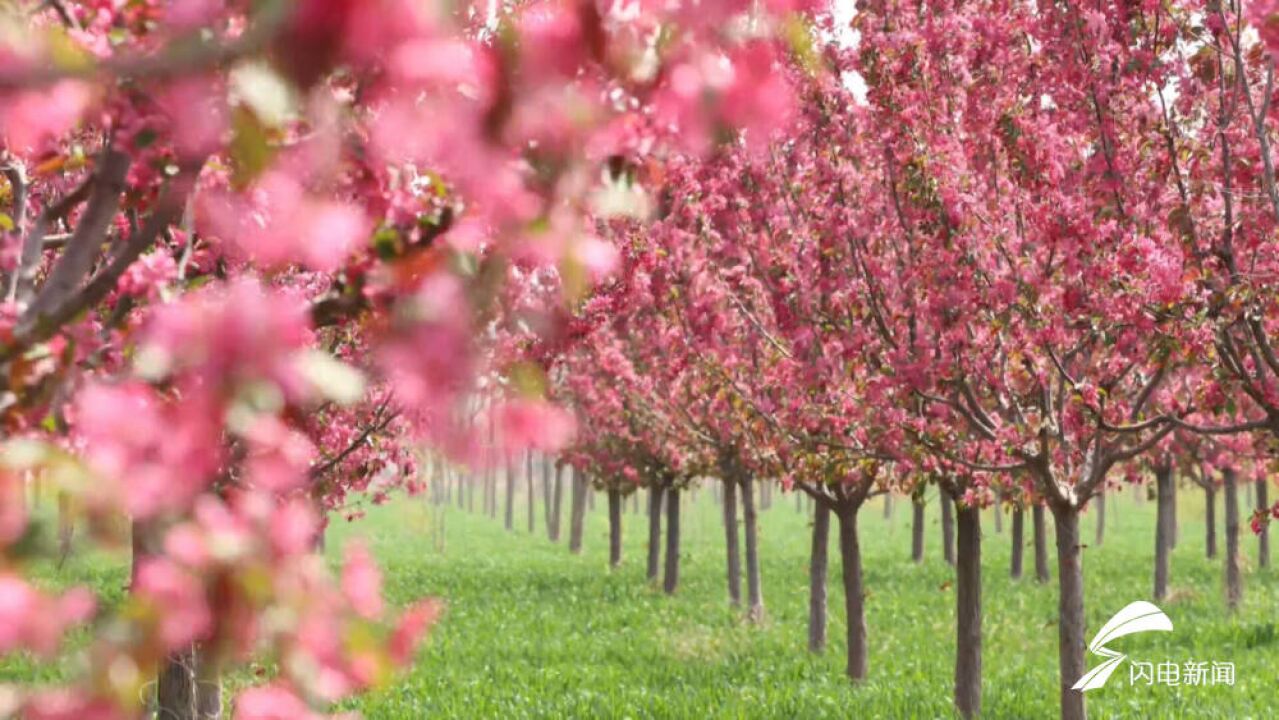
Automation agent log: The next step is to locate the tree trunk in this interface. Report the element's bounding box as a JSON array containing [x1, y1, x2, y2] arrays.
[[741, 476, 764, 619], [809, 501, 830, 654], [568, 470, 587, 554], [504, 464, 516, 531], [883, 493, 892, 520], [663, 487, 681, 594], [541, 455, 553, 528], [1094, 492, 1105, 547], [1051, 503, 1087, 720], [1170, 473, 1179, 549], [911, 496, 925, 563], [587, 484, 595, 512], [607, 489, 622, 569], [993, 501, 1003, 534], [549, 464, 564, 542], [56, 491, 73, 561], [836, 502, 867, 682], [941, 494, 955, 567], [955, 503, 982, 719], [156, 645, 198, 720], [1010, 505, 1024, 580], [1205, 486, 1217, 560], [526, 452, 535, 534], [1033, 504, 1050, 583], [195, 645, 221, 719], [1224, 468, 1242, 611], [1257, 478, 1270, 569], [647, 485, 664, 582], [632, 492, 639, 515], [1155, 465, 1173, 601], [722, 478, 741, 606]]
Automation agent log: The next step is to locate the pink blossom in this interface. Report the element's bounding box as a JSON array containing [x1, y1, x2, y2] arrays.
[[341, 541, 383, 619], [234, 685, 320, 720]]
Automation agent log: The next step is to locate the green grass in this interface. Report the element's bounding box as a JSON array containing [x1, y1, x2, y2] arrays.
[[6, 486, 1279, 718]]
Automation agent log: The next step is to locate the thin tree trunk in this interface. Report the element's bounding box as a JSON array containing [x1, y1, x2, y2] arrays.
[[549, 464, 564, 542], [954, 503, 982, 719], [526, 451, 535, 534], [1051, 503, 1086, 720], [1155, 465, 1173, 601], [741, 475, 764, 619], [57, 491, 73, 560], [647, 485, 664, 582], [541, 455, 553, 528], [809, 501, 830, 653], [722, 478, 741, 606], [883, 493, 892, 520], [911, 496, 925, 563], [993, 501, 1003, 534], [1205, 486, 1217, 560], [1224, 468, 1242, 611], [1171, 474, 1179, 549], [1010, 505, 1024, 580], [941, 494, 955, 566], [760, 481, 772, 510], [1033, 504, 1050, 583], [156, 645, 198, 720], [1257, 478, 1270, 569], [195, 645, 221, 719], [664, 487, 681, 594], [504, 463, 515, 531], [632, 492, 639, 515], [587, 485, 595, 512], [568, 470, 587, 553], [1094, 492, 1105, 547], [607, 489, 622, 569], [837, 502, 867, 682]]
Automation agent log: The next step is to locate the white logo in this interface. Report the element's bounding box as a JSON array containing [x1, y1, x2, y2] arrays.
[[1073, 601, 1173, 691]]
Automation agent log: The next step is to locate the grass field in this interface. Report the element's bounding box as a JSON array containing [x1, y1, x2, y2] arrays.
[[5, 486, 1278, 718]]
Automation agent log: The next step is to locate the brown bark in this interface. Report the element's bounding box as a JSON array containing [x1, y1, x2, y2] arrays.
[[526, 451, 535, 534], [549, 463, 564, 542], [1257, 478, 1270, 569], [722, 478, 741, 606], [663, 487, 681, 594], [911, 496, 925, 563], [741, 475, 764, 619], [504, 463, 515, 531], [1033, 504, 1050, 583], [647, 484, 664, 582], [941, 493, 955, 566], [837, 501, 867, 682], [1224, 468, 1242, 611], [1010, 504, 1024, 580], [808, 501, 830, 653], [607, 489, 622, 569], [1205, 485, 1217, 560], [1051, 503, 1086, 720], [1155, 464, 1173, 601], [568, 469, 587, 554], [954, 503, 982, 719], [1093, 492, 1105, 547]]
